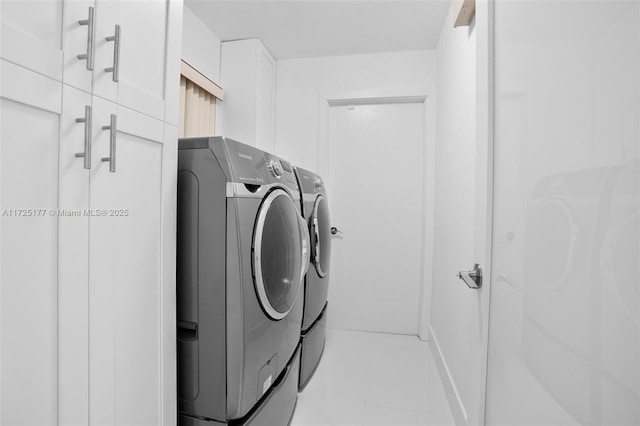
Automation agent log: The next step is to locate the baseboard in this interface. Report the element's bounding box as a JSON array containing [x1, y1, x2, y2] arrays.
[[428, 325, 467, 425]]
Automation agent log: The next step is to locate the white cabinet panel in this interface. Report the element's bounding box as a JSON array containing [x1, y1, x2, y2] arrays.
[[116, 0, 167, 120], [0, 62, 62, 426], [113, 130, 162, 425], [63, 0, 95, 93], [160, 124, 178, 424], [89, 100, 164, 426], [58, 84, 91, 425], [92, 0, 119, 103], [87, 96, 118, 426], [219, 39, 276, 150], [92, 0, 172, 121], [256, 49, 275, 152], [0, 0, 64, 80]]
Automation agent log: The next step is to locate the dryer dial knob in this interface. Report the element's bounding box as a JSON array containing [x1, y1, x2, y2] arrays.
[[314, 177, 323, 188], [268, 161, 284, 178]]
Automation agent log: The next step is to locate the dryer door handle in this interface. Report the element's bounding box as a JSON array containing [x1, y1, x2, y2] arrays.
[[298, 214, 310, 283]]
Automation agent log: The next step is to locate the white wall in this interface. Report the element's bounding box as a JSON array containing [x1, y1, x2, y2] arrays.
[[181, 5, 222, 84], [274, 50, 436, 171], [429, 3, 480, 424]]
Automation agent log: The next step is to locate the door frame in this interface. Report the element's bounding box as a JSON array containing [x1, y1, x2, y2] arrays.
[[474, 0, 495, 425], [316, 89, 436, 340]]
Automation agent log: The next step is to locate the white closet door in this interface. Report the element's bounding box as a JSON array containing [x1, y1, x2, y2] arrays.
[[89, 99, 164, 425], [58, 84, 92, 425], [0, 60, 62, 426], [63, 0, 96, 93], [92, 0, 172, 121], [92, 0, 119, 104], [116, 0, 169, 121]]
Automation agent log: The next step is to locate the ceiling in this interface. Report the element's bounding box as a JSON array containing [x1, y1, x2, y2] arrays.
[[184, 0, 450, 60]]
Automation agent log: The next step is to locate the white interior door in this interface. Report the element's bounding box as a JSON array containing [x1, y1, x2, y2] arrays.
[[486, 1, 640, 425], [327, 101, 425, 335], [428, 2, 493, 424]]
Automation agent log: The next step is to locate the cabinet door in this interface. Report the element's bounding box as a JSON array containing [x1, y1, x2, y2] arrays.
[[92, 0, 119, 103], [62, 0, 96, 93], [58, 84, 92, 425], [89, 99, 166, 425], [93, 0, 180, 122], [0, 60, 62, 426], [0, 0, 64, 80]]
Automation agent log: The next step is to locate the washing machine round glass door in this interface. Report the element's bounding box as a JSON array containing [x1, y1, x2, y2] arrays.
[[311, 195, 331, 278], [253, 188, 305, 320]]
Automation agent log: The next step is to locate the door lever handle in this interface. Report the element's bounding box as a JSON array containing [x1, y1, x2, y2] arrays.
[[457, 263, 483, 289], [330, 226, 341, 235]]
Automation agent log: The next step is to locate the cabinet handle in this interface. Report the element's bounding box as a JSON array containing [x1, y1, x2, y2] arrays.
[[104, 25, 121, 82], [74, 105, 92, 169], [77, 7, 95, 70], [101, 114, 117, 173]]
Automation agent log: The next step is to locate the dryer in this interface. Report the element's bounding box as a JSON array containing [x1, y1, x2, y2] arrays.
[[176, 137, 309, 425], [294, 167, 332, 390]]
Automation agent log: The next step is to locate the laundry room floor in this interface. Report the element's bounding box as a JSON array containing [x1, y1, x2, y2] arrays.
[[290, 329, 455, 426]]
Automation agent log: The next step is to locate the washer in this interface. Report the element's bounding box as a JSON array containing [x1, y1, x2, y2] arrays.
[[176, 137, 309, 425], [294, 166, 332, 390]]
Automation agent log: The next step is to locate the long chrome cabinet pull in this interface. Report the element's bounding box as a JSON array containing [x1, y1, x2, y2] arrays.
[[101, 114, 117, 173], [104, 25, 121, 82], [77, 7, 95, 70], [74, 105, 92, 169]]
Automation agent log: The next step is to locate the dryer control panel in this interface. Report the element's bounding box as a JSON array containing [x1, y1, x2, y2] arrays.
[[294, 166, 327, 196], [212, 137, 300, 192], [178, 137, 301, 193]]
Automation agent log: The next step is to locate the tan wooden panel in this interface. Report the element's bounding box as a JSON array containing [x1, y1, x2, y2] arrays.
[[453, 0, 475, 27], [179, 76, 187, 138], [180, 60, 224, 100], [207, 94, 216, 135], [180, 67, 220, 137]]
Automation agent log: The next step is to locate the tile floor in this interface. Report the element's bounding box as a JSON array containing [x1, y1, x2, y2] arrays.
[[290, 329, 455, 426]]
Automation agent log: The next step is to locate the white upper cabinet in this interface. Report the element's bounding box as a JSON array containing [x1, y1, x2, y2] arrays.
[[63, 0, 181, 120], [63, 0, 95, 92], [92, 0, 176, 121], [219, 39, 276, 152], [0, 0, 64, 80]]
